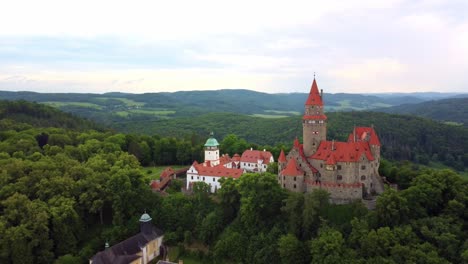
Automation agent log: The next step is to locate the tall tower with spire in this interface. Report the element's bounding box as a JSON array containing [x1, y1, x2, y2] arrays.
[[303, 78, 327, 157]]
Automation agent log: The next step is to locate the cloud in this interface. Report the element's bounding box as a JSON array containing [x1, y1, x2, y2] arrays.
[[0, 0, 467, 93]]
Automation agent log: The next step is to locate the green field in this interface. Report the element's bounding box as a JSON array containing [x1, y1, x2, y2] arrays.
[[251, 114, 289, 118], [264, 110, 301, 115], [95, 97, 146, 107], [115, 109, 176, 118], [129, 109, 176, 115], [44, 101, 103, 110], [443, 121, 464, 126]]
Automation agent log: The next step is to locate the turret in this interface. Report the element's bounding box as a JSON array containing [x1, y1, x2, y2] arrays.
[[278, 149, 287, 172], [204, 132, 220, 166], [303, 78, 327, 157]]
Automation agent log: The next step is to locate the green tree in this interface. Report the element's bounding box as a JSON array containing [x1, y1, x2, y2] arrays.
[[278, 234, 308, 264]]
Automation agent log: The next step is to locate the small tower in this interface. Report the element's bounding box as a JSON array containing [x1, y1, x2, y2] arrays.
[[303, 78, 327, 157], [139, 212, 153, 235], [204, 132, 220, 166]]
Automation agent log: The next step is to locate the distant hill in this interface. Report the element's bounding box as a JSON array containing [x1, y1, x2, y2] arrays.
[[1, 89, 462, 125], [375, 98, 468, 126], [0, 100, 102, 131]]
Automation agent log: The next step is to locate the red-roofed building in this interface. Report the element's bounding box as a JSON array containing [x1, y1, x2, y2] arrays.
[[278, 78, 384, 202], [186, 133, 244, 193], [240, 148, 274, 173]]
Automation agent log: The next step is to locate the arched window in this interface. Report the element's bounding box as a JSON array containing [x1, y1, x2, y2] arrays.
[[361, 175, 366, 181]]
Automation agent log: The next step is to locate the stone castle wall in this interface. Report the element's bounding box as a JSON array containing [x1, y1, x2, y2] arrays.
[[306, 181, 363, 201]]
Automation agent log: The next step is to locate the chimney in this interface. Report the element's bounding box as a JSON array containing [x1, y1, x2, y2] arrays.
[[353, 125, 356, 142], [320, 89, 323, 99]]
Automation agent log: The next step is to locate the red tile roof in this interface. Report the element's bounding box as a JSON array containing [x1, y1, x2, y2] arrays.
[[278, 149, 286, 163], [348, 127, 381, 146], [240, 149, 273, 164], [219, 154, 232, 165], [160, 167, 175, 179], [325, 154, 336, 165], [305, 79, 323, 106], [193, 164, 243, 178], [281, 158, 303, 176], [311, 141, 375, 162]]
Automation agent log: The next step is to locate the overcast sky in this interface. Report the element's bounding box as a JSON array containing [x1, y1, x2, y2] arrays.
[[0, 0, 467, 94]]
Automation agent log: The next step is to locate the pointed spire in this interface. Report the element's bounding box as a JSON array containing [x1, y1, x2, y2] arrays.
[[281, 158, 303, 176], [305, 78, 323, 106], [294, 137, 300, 148], [278, 149, 286, 163]]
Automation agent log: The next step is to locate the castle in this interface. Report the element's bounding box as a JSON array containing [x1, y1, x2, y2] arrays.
[[278, 78, 384, 203]]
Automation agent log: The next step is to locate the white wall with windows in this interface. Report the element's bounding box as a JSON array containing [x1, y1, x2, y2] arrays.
[[186, 172, 223, 193]]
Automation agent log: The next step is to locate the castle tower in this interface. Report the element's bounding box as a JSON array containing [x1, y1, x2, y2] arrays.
[[303, 78, 327, 157], [204, 132, 220, 166]]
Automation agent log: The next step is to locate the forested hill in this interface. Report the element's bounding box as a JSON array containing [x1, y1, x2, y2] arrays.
[[0, 90, 459, 124], [114, 111, 468, 171], [0, 100, 102, 131], [375, 97, 468, 126]]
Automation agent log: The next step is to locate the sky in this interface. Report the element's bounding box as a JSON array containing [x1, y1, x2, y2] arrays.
[[0, 0, 467, 94]]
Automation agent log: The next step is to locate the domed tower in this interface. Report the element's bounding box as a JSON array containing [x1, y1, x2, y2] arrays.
[[303, 78, 327, 157], [139, 212, 153, 235], [204, 132, 220, 166]]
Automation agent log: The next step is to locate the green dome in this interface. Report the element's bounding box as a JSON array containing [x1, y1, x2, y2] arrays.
[[139, 213, 152, 222], [204, 132, 219, 147]]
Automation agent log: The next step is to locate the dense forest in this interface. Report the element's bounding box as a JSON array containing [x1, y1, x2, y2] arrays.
[[376, 97, 468, 126], [0, 101, 467, 264], [115, 111, 468, 172]]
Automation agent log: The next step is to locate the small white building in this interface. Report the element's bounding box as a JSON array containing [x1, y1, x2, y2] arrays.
[[240, 149, 274, 173], [186, 132, 243, 193], [186, 161, 243, 193]]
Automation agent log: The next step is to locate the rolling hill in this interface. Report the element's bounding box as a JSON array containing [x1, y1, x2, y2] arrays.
[[375, 97, 468, 126]]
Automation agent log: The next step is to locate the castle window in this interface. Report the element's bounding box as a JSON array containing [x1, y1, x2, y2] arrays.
[[294, 184, 296, 189], [294, 177, 296, 181], [320, 163, 323, 168], [191, 176, 193, 179], [337, 175, 343, 180], [361, 165, 366, 170], [197, 176, 199, 180], [203, 177, 205, 181], [213, 178, 215, 182], [283, 184, 285, 188], [361, 175, 366, 181], [337, 165, 342, 170], [283, 176, 285, 180]]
